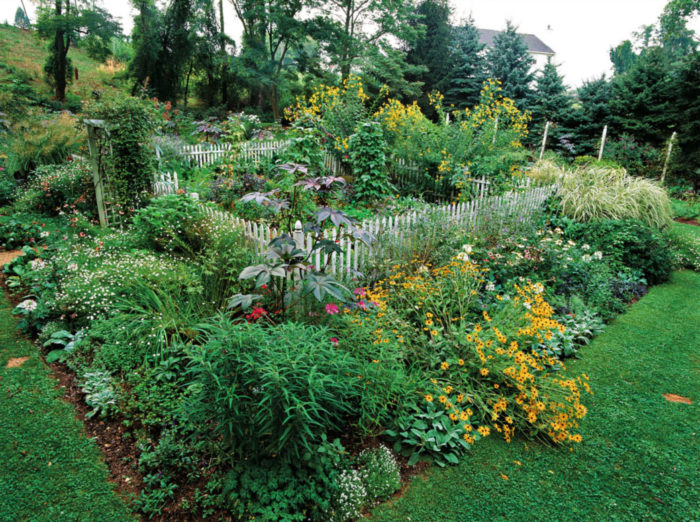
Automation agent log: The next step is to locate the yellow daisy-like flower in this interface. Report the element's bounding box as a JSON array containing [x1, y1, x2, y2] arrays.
[[449, 413, 458, 421], [444, 385, 453, 394], [425, 394, 433, 402], [439, 395, 448, 403], [458, 358, 464, 366], [480, 368, 489, 376], [477, 426, 491, 437], [441, 361, 449, 370], [456, 394, 464, 403], [474, 323, 482, 333], [426, 312, 433, 318], [425, 319, 434, 326], [431, 330, 439, 337], [460, 411, 469, 421]]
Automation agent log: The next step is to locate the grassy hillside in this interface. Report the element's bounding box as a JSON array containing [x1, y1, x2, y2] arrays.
[[0, 24, 128, 109]]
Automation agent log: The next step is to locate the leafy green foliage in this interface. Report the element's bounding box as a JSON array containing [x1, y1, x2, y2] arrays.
[[81, 370, 119, 419], [185, 318, 362, 461], [348, 121, 392, 201], [14, 162, 96, 217], [386, 398, 473, 467], [89, 95, 157, 209], [132, 194, 209, 255], [217, 438, 345, 521], [560, 218, 675, 285]]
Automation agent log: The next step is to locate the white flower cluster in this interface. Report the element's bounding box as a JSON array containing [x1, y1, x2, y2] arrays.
[[456, 244, 473, 262], [30, 259, 47, 270], [16, 299, 37, 312], [330, 469, 366, 522], [359, 445, 401, 502]]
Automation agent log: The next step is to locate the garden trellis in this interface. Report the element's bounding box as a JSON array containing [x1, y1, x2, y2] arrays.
[[201, 181, 554, 281]]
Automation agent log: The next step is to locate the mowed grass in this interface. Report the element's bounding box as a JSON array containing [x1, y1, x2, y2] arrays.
[[372, 268, 700, 521], [0, 24, 127, 101], [0, 290, 133, 521]]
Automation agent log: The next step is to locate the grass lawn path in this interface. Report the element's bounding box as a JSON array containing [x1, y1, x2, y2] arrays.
[[371, 268, 700, 521], [0, 265, 133, 520]]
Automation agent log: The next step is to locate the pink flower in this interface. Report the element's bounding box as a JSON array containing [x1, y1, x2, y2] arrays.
[[353, 287, 366, 297], [357, 300, 367, 310], [325, 303, 339, 315], [330, 337, 339, 346]]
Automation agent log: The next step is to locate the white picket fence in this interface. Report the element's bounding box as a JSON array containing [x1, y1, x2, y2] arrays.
[[201, 182, 554, 280], [153, 172, 179, 195], [180, 140, 290, 167]]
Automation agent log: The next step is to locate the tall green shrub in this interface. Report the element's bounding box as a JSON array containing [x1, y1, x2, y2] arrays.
[[185, 318, 362, 461], [348, 121, 392, 201], [90, 95, 157, 209]]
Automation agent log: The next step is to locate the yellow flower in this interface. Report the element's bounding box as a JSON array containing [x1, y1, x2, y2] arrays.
[[458, 359, 464, 366], [477, 426, 491, 437], [480, 368, 489, 376], [441, 361, 449, 370], [425, 394, 434, 402], [431, 330, 439, 337], [449, 413, 458, 421], [439, 395, 447, 404]]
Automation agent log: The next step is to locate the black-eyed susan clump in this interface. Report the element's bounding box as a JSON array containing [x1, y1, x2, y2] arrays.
[[344, 254, 593, 463], [428, 281, 592, 446]]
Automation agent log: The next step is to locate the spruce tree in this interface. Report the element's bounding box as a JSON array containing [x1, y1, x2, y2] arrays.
[[486, 21, 535, 111], [529, 62, 573, 150], [445, 17, 486, 110], [609, 48, 673, 147], [567, 76, 612, 157]]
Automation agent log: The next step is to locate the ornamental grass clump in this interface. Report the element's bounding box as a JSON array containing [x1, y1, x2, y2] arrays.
[[556, 164, 672, 229]]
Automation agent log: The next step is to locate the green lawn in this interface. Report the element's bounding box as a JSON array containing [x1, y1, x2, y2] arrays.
[[0, 291, 133, 521], [371, 269, 700, 521]]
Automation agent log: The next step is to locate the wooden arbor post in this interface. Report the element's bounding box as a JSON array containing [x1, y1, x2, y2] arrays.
[[84, 119, 109, 227]]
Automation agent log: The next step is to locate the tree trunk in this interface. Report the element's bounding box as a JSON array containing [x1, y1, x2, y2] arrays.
[[219, 0, 228, 107], [54, 0, 67, 101], [270, 84, 279, 122], [184, 61, 194, 108]]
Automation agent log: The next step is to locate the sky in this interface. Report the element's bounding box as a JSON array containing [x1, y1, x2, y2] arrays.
[[6, 0, 699, 88]]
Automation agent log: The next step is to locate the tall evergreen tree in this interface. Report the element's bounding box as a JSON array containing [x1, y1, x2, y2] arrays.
[[444, 16, 486, 110], [567, 76, 612, 157], [609, 47, 673, 147], [529, 62, 572, 149], [404, 0, 453, 111], [670, 50, 700, 188], [486, 21, 534, 110]]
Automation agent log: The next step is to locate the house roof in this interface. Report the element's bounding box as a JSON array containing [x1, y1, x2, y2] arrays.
[[477, 28, 555, 56]]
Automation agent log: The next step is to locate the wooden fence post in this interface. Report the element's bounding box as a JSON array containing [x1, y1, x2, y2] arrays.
[[539, 121, 550, 160], [661, 131, 677, 184], [492, 116, 499, 144], [85, 119, 109, 227], [598, 125, 608, 161]]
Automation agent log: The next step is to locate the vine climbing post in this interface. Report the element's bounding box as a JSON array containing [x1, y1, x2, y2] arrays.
[[661, 131, 677, 184], [85, 119, 109, 227], [598, 125, 608, 161], [539, 121, 550, 160]]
